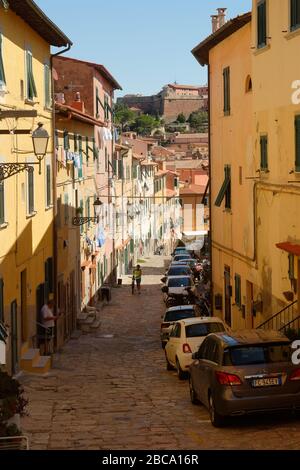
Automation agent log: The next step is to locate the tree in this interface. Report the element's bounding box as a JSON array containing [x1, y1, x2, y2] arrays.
[[188, 110, 208, 132], [177, 113, 186, 123], [132, 114, 160, 136], [114, 103, 137, 131]]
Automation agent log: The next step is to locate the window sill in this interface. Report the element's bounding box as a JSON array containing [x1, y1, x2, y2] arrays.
[[223, 208, 232, 214], [44, 106, 52, 112], [45, 205, 54, 211], [0, 222, 8, 230], [285, 27, 300, 40], [25, 99, 38, 106], [26, 211, 37, 219], [253, 44, 271, 56]]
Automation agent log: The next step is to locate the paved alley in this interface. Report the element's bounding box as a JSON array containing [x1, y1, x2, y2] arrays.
[[20, 256, 300, 450]]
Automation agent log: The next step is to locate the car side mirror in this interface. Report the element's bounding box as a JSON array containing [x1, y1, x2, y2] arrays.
[[161, 277, 167, 284], [161, 286, 169, 294]]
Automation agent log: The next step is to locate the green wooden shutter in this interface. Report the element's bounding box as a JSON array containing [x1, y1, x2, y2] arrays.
[[27, 51, 37, 99], [78, 135, 82, 153], [0, 278, 4, 322], [291, 0, 300, 29], [44, 64, 51, 108], [96, 88, 99, 116], [0, 182, 4, 224], [86, 137, 89, 161], [74, 134, 78, 152], [80, 199, 84, 234], [260, 135, 268, 170], [28, 169, 34, 214], [295, 116, 300, 171], [78, 153, 83, 179], [215, 167, 230, 207], [92, 137, 97, 160], [0, 34, 6, 85], [46, 164, 51, 207], [225, 165, 231, 209], [257, 1, 267, 48], [235, 274, 241, 308], [223, 67, 230, 115], [63, 131, 69, 150]]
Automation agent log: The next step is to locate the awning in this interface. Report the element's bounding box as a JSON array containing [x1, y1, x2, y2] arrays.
[[276, 242, 300, 256]]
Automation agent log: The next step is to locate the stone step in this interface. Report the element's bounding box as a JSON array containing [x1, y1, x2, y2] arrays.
[[77, 316, 95, 326], [77, 311, 89, 321], [90, 318, 101, 330], [20, 348, 40, 370], [32, 355, 51, 374]]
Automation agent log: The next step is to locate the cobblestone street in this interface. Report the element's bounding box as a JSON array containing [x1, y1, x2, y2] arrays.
[[20, 256, 300, 450]]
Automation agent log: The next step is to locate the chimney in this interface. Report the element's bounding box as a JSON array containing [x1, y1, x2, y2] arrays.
[[71, 92, 85, 113], [211, 15, 219, 33], [217, 8, 227, 28]]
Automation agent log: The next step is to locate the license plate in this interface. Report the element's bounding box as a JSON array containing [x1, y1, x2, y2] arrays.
[[252, 377, 281, 387]]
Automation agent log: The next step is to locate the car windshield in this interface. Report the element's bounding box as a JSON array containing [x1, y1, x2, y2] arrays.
[[165, 310, 195, 322], [174, 255, 191, 261], [223, 343, 292, 366], [168, 278, 191, 287], [168, 267, 190, 276], [186, 322, 225, 338]]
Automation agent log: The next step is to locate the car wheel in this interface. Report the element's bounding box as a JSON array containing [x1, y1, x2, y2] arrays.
[[176, 357, 188, 380], [189, 376, 201, 405], [165, 352, 173, 371], [209, 394, 226, 428]]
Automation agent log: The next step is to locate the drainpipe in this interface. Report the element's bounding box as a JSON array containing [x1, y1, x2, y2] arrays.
[[207, 64, 213, 314], [50, 43, 72, 334]]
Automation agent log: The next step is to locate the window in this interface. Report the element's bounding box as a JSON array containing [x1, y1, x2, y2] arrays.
[[0, 33, 6, 87], [104, 94, 109, 120], [63, 131, 69, 151], [288, 254, 295, 280], [235, 274, 241, 308], [96, 88, 100, 117], [46, 163, 51, 207], [215, 165, 231, 209], [0, 181, 4, 224], [27, 168, 34, 214], [223, 66, 230, 115], [260, 135, 268, 170], [93, 138, 97, 161], [44, 63, 51, 108], [291, 0, 300, 30], [74, 134, 78, 152], [257, 0, 267, 48], [245, 75, 252, 93], [26, 49, 37, 100], [295, 116, 300, 171]]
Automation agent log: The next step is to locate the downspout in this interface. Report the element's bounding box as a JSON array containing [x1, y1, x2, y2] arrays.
[[207, 64, 213, 313], [50, 43, 72, 331]]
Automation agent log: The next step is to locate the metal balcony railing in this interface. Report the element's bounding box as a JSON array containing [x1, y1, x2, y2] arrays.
[[257, 300, 298, 331]]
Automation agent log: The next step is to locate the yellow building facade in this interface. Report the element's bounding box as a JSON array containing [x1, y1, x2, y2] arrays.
[[193, 2, 300, 331], [0, 2, 70, 373]]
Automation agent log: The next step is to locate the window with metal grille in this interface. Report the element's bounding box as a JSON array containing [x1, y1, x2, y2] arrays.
[[26, 50, 37, 100], [0, 34, 6, 87], [291, 0, 300, 30], [257, 0, 267, 48], [260, 135, 268, 170], [27, 169, 34, 214], [223, 67, 230, 115]]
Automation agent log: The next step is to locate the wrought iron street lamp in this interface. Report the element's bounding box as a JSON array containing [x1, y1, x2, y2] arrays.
[[0, 122, 49, 181], [72, 197, 103, 226], [32, 122, 50, 174]]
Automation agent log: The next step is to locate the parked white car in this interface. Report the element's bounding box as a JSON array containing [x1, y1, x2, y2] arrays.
[[165, 317, 226, 379], [162, 275, 195, 302]]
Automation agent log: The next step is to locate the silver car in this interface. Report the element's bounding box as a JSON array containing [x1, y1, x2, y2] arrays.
[[189, 329, 300, 427]]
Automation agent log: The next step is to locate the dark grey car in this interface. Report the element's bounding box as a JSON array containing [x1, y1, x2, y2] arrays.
[[189, 330, 300, 427]]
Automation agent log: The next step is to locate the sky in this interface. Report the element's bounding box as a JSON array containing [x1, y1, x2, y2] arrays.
[[37, 0, 251, 98]]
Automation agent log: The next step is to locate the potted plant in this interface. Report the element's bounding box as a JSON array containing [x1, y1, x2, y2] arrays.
[[0, 371, 28, 439]]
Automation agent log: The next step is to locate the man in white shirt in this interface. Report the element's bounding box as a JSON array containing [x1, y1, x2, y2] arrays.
[[40, 300, 57, 354]]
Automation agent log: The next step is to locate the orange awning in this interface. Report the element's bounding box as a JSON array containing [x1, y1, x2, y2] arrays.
[[276, 242, 300, 256]]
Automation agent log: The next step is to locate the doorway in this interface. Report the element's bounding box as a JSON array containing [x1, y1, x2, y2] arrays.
[[20, 270, 27, 343], [224, 266, 232, 326], [11, 300, 18, 375], [246, 281, 254, 328]]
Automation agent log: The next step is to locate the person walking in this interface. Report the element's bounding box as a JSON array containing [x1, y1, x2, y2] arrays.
[[132, 264, 142, 294], [40, 299, 58, 354]]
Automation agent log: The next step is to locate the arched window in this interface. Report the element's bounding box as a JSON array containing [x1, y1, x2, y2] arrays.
[[246, 75, 252, 93]]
